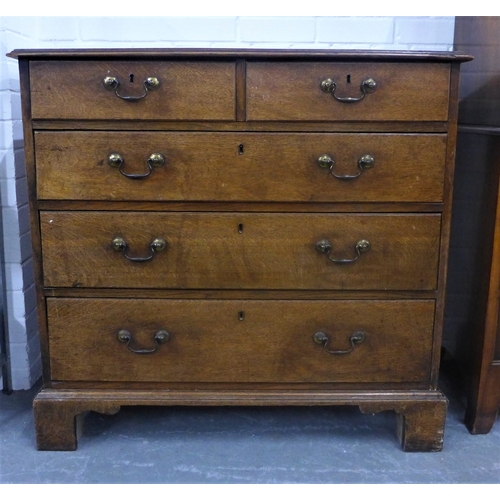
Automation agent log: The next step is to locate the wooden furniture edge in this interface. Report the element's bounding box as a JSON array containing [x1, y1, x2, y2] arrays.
[[7, 48, 474, 62]]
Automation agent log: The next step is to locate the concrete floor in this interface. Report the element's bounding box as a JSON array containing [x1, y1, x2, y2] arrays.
[[1, 360, 499, 484]]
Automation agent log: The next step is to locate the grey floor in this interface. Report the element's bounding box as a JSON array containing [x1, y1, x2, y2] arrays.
[[1, 359, 499, 484]]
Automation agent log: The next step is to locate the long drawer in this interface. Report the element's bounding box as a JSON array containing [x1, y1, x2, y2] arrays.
[[40, 211, 441, 290], [35, 132, 447, 203], [29, 60, 236, 121], [47, 298, 435, 383], [246, 62, 451, 122]]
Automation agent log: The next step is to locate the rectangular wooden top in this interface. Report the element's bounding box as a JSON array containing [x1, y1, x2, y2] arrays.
[[7, 48, 473, 62]]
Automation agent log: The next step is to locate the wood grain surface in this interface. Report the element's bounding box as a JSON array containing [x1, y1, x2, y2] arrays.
[[247, 62, 450, 122], [35, 131, 447, 202], [40, 211, 441, 290], [29, 60, 236, 120], [47, 298, 434, 384]]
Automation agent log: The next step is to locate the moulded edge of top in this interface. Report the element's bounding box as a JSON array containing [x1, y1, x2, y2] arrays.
[[6, 48, 474, 62]]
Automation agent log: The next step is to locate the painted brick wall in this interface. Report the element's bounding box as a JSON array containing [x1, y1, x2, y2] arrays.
[[0, 16, 455, 390], [1, 18, 42, 390]]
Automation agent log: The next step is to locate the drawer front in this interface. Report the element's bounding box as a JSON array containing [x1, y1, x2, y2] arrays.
[[247, 62, 450, 122], [29, 60, 236, 121], [35, 131, 447, 203], [47, 298, 435, 383], [40, 211, 440, 290]]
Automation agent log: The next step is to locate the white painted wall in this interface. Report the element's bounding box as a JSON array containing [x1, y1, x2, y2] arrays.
[[0, 16, 456, 390]]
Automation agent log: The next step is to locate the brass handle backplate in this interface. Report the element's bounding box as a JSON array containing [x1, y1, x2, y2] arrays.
[[117, 329, 170, 354], [108, 152, 165, 179], [317, 154, 374, 179], [112, 236, 167, 262], [316, 238, 371, 264], [313, 330, 366, 355], [320, 77, 377, 103], [103, 76, 160, 101]]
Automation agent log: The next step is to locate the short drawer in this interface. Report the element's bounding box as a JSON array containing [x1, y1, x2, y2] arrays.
[[40, 211, 441, 290], [47, 298, 435, 384], [247, 62, 450, 122], [29, 60, 236, 121], [35, 131, 447, 203]]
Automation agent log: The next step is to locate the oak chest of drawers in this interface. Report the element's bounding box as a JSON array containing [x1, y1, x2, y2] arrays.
[[9, 48, 471, 451]]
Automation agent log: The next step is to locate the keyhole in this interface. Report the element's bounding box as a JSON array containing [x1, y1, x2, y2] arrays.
[[129, 74, 135, 84], [347, 74, 351, 84], [238, 223, 244, 234], [238, 144, 244, 155], [238, 311, 245, 321]]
